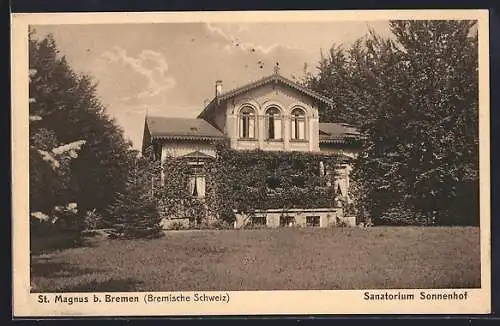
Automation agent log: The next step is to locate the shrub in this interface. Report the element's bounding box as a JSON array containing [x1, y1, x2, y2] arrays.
[[30, 203, 84, 252], [374, 206, 431, 226], [336, 216, 349, 228], [106, 191, 163, 239], [190, 219, 233, 230], [83, 209, 102, 231], [209, 219, 233, 230], [167, 221, 187, 231]]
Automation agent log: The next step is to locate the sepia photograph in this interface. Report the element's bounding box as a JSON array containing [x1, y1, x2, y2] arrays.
[[12, 10, 490, 316]]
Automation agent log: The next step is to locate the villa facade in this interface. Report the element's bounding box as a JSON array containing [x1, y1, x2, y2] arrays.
[[142, 68, 362, 228]]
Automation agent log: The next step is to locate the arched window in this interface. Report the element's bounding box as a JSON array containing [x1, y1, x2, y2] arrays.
[[265, 107, 282, 140], [291, 108, 306, 140], [239, 106, 255, 138]]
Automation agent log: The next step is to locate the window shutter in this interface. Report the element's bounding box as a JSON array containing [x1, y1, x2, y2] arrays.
[[248, 117, 255, 138], [239, 116, 244, 138], [291, 119, 297, 139], [187, 177, 195, 196], [298, 119, 305, 139], [274, 118, 282, 139]]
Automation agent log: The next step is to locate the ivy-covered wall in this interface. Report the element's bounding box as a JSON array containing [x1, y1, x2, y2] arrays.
[[160, 142, 347, 225]]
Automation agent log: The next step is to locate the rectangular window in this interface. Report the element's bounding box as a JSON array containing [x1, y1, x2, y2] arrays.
[[292, 119, 305, 140], [242, 116, 248, 138], [252, 216, 267, 226], [291, 174, 305, 187], [240, 116, 255, 139], [306, 216, 320, 227], [267, 117, 282, 140], [280, 215, 295, 227], [187, 175, 205, 198], [266, 175, 281, 188]]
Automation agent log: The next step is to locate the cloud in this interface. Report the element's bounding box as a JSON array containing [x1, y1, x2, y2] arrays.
[[206, 23, 298, 55], [100, 47, 176, 100]]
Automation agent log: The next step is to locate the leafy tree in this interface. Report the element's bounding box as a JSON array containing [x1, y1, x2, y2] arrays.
[[29, 29, 134, 216], [304, 45, 358, 124], [386, 20, 479, 225], [306, 20, 479, 225]]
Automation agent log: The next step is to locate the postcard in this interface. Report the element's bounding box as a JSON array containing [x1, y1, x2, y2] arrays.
[[11, 9, 490, 316]]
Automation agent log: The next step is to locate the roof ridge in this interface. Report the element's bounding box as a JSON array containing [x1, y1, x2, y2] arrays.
[[275, 74, 333, 104], [217, 74, 275, 99], [216, 73, 333, 106]]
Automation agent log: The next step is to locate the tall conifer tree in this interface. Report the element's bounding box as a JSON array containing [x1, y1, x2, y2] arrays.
[[29, 30, 135, 215]]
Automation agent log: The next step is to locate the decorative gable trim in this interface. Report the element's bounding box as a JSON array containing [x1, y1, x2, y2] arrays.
[[217, 74, 334, 106], [150, 135, 226, 141]]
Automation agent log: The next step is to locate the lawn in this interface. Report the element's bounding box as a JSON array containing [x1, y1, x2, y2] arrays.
[[31, 227, 481, 292]]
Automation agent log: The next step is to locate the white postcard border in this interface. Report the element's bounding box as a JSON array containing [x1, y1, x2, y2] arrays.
[[11, 9, 491, 316]]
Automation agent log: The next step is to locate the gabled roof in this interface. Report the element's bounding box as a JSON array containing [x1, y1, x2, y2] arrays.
[[319, 122, 361, 144], [145, 116, 225, 141], [215, 73, 334, 106]]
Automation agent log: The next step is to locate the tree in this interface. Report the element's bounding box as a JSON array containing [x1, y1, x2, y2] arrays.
[[29, 67, 87, 249], [386, 20, 479, 225], [304, 45, 353, 123], [306, 20, 479, 225], [305, 39, 379, 127], [29, 29, 134, 217], [104, 149, 163, 239]]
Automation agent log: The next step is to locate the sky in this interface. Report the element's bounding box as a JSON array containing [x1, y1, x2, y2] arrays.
[[32, 21, 391, 149]]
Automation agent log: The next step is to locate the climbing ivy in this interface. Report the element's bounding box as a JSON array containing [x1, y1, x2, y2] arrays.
[[157, 142, 346, 225], [205, 143, 345, 223]]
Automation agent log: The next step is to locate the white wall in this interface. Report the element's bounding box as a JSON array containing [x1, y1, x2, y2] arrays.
[[224, 83, 321, 152]]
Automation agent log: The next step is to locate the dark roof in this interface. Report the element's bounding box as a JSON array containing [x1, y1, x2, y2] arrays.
[[145, 116, 225, 141], [319, 123, 361, 144], [215, 73, 333, 106]]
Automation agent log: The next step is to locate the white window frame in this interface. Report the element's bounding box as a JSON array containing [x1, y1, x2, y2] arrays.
[[238, 106, 256, 139], [265, 106, 282, 140], [290, 107, 306, 140]]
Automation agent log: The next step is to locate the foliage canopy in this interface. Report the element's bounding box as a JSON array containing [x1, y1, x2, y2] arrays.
[[305, 20, 479, 225]]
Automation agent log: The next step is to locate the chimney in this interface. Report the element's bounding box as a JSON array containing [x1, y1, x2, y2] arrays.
[[215, 80, 223, 97]]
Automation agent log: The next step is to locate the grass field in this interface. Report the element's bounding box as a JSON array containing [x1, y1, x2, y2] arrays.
[[31, 227, 481, 292]]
